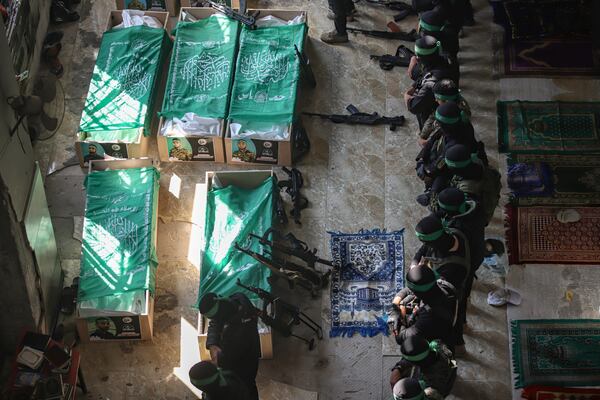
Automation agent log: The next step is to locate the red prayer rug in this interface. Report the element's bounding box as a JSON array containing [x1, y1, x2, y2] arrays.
[[504, 38, 600, 77], [522, 386, 600, 399], [506, 206, 600, 264]]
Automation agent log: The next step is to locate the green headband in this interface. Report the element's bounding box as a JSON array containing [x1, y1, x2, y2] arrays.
[[445, 152, 478, 168], [204, 300, 220, 318], [434, 92, 459, 101], [438, 199, 467, 214], [419, 19, 443, 32], [407, 279, 436, 293], [435, 109, 460, 124], [394, 391, 425, 400], [414, 41, 441, 56], [402, 340, 440, 362], [415, 228, 444, 242], [190, 371, 221, 387]]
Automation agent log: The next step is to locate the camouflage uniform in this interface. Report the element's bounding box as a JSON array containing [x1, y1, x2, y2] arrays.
[[392, 341, 457, 397], [170, 147, 192, 161], [233, 149, 255, 163], [419, 96, 471, 141]]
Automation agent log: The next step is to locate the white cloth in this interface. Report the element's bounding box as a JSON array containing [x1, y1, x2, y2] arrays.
[[230, 121, 289, 140], [255, 14, 306, 27], [113, 10, 162, 29], [161, 113, 221, 137], [487, 288, 522, 307]]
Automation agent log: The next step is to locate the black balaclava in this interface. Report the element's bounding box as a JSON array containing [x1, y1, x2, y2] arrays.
[[406, 265, 444, 305], [437, 187, 468, 216], [189, 361, 226, 395], [420, 9, 446, 36], [393, 378, 426, 400], [433, 79, 459, 102], [199, 293, 238, 322], [415, 35, 442, 68], [445, 144, 483, 180], [401, 335, 438, 367], [412, 0, 436, 12], [435, 101, 462, 139], [415, 214, 454, 253]]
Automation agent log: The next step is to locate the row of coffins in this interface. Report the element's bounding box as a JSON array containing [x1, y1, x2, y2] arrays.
[[76, 7, 309, 167]]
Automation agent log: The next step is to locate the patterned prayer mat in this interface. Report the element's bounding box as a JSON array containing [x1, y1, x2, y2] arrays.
[[329, 229, 404, 338], [497, 101, 600, 154], [504, 38, 599, 77], [508, 154, 600, 206], [506, 206, 600, 264], [522, 386, 600, 399], [511, 319, 600, 388]]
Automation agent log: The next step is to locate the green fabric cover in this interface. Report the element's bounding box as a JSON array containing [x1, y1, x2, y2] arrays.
[[511, 319, 600, 388], [79, 26, 170, 138], [228, 22, 307, 125], [161, 15, 239, 120], [79, 167, 159, 303], [497, 100, 600, 154], [78, 290, 147, 314], [199, 176, 275, 303]]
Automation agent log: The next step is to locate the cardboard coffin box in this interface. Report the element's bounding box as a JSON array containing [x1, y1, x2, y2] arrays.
[[76, 11, 170, 168], [197, 170, 274, 360], [76, 159, 158, 343], [157, 7, 230, 163], [115, 0, 179, 18], [180, 0, 240, 9], [224, 9, 307, 167]]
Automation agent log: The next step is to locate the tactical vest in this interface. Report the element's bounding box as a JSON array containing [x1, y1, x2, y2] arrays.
[[424, 228, 471, 290]]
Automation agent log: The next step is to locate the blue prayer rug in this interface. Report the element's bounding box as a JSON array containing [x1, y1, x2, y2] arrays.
[[328, 229, 404, 338]]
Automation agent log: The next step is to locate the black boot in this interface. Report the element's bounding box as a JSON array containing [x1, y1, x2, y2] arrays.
[[51, 0, 80, 24]]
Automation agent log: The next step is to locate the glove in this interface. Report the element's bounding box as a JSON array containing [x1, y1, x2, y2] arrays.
[[416, 163, 427, 181]]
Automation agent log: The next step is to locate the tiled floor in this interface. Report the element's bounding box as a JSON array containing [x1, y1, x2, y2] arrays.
[[35, 0, 530, 398]]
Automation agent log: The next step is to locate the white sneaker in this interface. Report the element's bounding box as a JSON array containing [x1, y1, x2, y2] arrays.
[[556, 209, 581, 223]]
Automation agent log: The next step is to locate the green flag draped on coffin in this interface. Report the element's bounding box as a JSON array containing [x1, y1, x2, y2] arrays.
[[161, 15, 240, 120], [79, 26, 170, 141], [79, 167, 159, 303], [228, 22, 307, 126], [199, 176, 275, 303]]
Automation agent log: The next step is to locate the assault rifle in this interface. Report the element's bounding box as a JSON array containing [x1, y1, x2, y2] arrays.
[[347, 27, 419, 41], [207, 0, 259, 29], [294, 45, 317, 88], [304, 104, 406, 131], [278, 167, 308, 225], [274, 192, 289, 225], [388, 294, 419, 339], [236, 279, 323, 350], [234, 243, 329, 297], [370, 45, 415, 70], [363, 0, 415, 11], [249, 228, 334, 269]]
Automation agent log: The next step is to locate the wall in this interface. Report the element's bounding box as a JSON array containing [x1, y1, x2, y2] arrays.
[[0, 23, 48, 353]]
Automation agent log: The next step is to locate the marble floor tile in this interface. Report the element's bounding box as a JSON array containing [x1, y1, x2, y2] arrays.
[[31, 0, 569, 398]]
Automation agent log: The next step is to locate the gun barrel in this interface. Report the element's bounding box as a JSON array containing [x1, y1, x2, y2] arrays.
[[303, 112, 331, 118]]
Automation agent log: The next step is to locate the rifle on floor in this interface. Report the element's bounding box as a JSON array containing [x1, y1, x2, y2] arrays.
[[294, 45, 317, 88], [304, 104, 406, 131], [234, 243, 329, 297], [370, 45, 415, 70], [362, 0, 415, 11], [236, 279, 323, 350], [249, 228, 334, 269], [206, 0, 258, 29], [347, 27, 419, 41], [278, 167, 308, 225]]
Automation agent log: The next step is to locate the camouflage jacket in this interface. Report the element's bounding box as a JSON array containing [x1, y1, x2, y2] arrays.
[[169, 147, 192, 161], [419, 96, 471, 141], [232, 149, 255, 163], [393, 341, 458, 396]]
